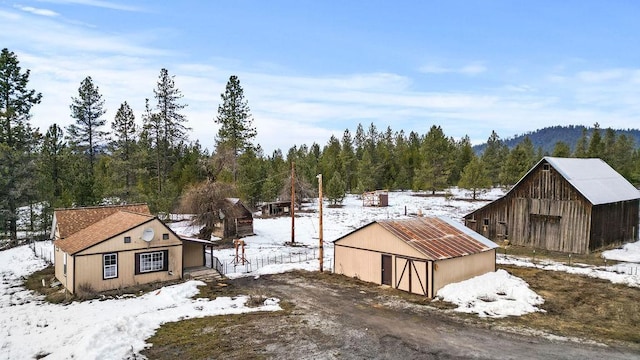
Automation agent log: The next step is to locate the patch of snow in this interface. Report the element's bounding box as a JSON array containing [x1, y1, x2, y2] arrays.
[[436, 269, 545, 318], [0, 245, 281, 360], [602, 240, 640, 263], [498, 254, 640, 288]]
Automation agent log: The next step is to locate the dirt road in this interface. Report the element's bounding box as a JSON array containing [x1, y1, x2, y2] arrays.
[[229, 272, 640, 360]]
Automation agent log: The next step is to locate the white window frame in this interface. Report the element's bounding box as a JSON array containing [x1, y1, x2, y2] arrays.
[[139, 251, 164, 273], [103, 253, 118, 279], [63, 253, 67, 276]]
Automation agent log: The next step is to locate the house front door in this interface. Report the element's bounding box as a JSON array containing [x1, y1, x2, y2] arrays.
[[381, 255, 392, 285]]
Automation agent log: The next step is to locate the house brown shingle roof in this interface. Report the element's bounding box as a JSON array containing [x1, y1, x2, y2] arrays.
[[54, 203, 151, 239], [376, 217, 497, 260], [55, 211, 155, 255]]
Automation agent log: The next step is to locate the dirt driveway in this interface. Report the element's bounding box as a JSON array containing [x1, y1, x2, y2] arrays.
[[223, 271, 639, 360]]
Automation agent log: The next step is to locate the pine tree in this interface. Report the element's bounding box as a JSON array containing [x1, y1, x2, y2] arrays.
[[67, 76, 107, 171], [481, 130, 508, 186], [602, 127, 617, 164], [415, 125, 453, 194], [326, 172, 346, 205], [214, 75, 256, 181], [152, 68, 189, 193], [109, 101, 138, 199], [66, 76, 107, 205], [573, 127, 589, 158], [237, 145, 265, 207], [552, 141, 571, 157], [458, 155, 491, 200], [141, 98, 164, 192], [450, 135, 474, 185], [587, 122, 604, 158], [0, 48, 42, 242], [319, 135, 341, 183], [340, 129, 356, 192]]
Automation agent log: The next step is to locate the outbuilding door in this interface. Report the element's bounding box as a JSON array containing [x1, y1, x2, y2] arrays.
[[395, 257, 428, 296], [381, 255, 392, 285]]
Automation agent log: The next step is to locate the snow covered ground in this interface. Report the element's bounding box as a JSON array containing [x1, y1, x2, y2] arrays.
[[3, 188, 640, 357], [0, 245, 281, 359]]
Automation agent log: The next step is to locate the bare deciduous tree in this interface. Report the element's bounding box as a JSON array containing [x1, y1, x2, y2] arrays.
[[179, 180, 236, 239]]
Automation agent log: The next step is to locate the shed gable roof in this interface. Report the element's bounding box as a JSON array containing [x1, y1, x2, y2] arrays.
[[542, 157, 639, 205], [55, 211, 155, 255], [54, 203, 151, 239], [337, 217, 497, 260]]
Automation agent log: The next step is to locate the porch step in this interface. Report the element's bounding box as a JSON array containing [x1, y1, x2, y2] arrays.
[[185, 268, 224, 282]]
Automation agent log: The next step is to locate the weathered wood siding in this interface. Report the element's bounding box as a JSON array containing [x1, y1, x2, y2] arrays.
[[465, 161, 595, 253], [590, 200, 639, 251]]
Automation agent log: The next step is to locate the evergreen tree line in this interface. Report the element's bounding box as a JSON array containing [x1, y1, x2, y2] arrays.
[[3, 47, 640, 241]]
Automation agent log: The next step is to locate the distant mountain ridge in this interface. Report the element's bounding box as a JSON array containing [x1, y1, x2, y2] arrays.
[[473, 125, 640, 154]]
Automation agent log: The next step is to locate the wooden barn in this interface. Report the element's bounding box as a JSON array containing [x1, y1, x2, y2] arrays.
[[218, 198, 254, 239], [333, 217, 497, 298], [464, 157, 640, 254]]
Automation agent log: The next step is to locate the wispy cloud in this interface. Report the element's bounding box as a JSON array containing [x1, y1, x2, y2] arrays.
[[419, 63, 487, 75], [14, 5, 59, 17], [35, 0, 143, 12]]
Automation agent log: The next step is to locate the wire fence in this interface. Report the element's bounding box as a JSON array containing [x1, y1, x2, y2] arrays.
[[29, 240, 53, 265], [216, 247, 333, 275]]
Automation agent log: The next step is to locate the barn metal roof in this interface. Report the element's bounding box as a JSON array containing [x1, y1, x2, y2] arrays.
[[541, 157, 639, 205], [375, 217, 498, 260]]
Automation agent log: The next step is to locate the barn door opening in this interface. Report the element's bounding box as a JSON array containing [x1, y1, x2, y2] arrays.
[[381, 255, 392, 285]]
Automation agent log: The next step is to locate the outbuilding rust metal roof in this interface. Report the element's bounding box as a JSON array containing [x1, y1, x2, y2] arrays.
[[377, 217, 497, 260]]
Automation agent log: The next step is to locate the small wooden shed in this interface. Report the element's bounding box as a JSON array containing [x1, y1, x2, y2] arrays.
[[218, 198, 254, 239], [362, 190, 389, 207], [334, 217, 497, 298], [464, 157, 640, 254], [260, 201, 291, 217]]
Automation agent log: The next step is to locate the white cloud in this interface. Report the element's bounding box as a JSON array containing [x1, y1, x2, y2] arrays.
[[35, 0, 143, 12], [14, 5, 59, 17], [577, 69, 626, 83], [419, 62, 487, 75]]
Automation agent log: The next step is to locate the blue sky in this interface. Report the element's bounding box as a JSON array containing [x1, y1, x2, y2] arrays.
[[2, 0, 640, 153]]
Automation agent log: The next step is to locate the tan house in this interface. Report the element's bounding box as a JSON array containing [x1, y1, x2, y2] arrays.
[[333, 216, 497, 298], [52, 204, 205, 294]]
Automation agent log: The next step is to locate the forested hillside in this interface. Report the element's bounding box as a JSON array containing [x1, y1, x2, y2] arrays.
[[474, 125, 640, 154], [2, 48, 640, 242]]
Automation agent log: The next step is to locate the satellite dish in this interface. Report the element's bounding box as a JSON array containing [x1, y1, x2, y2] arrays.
[[141, 227, 155, 242]]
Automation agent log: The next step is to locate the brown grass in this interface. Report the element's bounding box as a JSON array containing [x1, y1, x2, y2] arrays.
[[141, 298, 294, 360], [497, 264, 640, 345], [499, 244, 614, 266], [23, 266, 70, 304]]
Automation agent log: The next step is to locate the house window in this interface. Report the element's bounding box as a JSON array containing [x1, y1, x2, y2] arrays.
[[103, 253, 118, 279], [483, 218, 489, 226], [63, 253, 67, 276], [162, 233, 169, 240], [136, 250, 168, 274], [124, 236, 131, 244], [543, 164, 550, 171]]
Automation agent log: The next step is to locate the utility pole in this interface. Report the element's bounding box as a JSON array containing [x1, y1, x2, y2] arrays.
[[291, 161, 295, 244], [316, 174, 324, 272]]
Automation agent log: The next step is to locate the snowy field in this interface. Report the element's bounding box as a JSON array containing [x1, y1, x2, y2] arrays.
[[3, 188, 640, 358]]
